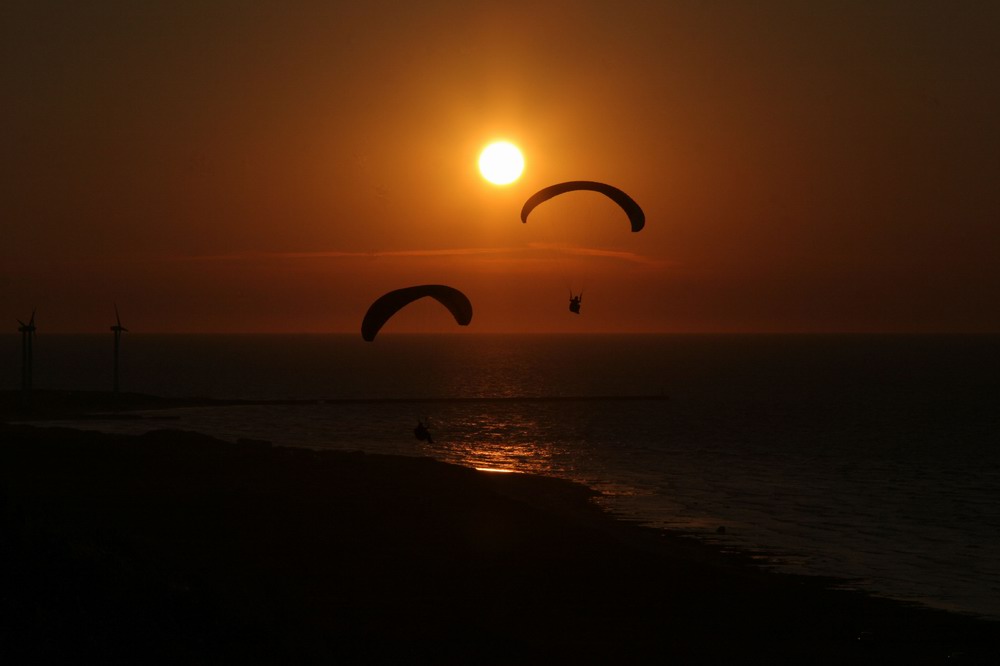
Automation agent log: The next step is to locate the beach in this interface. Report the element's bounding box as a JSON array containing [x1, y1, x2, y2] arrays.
[[2, 406, 997, 663]]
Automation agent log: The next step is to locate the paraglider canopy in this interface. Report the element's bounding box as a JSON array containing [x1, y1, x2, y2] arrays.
[[520, 181, 645, 232], [361, 284, 473, 341]]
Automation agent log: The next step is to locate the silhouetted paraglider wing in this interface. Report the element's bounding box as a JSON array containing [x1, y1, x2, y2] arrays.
[[520, 181, 645, 232], [361, 285, 473, 341]]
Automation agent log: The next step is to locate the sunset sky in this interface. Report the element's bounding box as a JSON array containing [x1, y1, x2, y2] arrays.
[[3, 1, 998, 334]]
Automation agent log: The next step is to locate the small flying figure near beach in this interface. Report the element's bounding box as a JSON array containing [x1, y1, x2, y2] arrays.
[[569, 293, 582, 314], [414, 420, 434, 444]]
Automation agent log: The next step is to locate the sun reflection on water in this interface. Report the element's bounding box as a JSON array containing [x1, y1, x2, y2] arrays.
[[433, 436, 563, 475], [417, 410, 573, 476]]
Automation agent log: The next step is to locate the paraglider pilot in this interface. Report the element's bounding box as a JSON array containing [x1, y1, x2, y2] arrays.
[[414, 420, 434, 444], [569, 293, 582, 314]]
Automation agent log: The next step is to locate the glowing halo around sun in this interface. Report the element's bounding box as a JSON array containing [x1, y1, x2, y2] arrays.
[[478, 141, 524, 185]]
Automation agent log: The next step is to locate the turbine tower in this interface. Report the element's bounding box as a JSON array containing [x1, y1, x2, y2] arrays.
[[111, 304, 128, 394], [17, 310, 36, 393]]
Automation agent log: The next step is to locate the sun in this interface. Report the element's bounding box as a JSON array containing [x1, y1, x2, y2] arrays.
[[478, 141, 524, 185]]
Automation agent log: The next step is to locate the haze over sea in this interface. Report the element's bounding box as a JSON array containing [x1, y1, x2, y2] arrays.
[[6, 333, 999, 620]]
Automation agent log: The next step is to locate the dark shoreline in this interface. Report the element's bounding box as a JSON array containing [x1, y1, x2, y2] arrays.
[[2, 411, 997, 663]]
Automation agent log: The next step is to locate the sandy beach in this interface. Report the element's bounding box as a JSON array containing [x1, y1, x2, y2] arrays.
[[1, 404, 997, 664]]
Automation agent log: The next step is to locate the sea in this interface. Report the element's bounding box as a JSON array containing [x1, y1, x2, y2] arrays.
[[4, 333, 999, 620]]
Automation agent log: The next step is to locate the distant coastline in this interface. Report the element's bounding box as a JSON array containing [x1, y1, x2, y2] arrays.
[[1, 388, 667, 423], [0, 389, 234, 422]]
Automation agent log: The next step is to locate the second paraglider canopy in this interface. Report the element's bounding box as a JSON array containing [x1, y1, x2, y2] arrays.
[[361, 284, 473, 341]]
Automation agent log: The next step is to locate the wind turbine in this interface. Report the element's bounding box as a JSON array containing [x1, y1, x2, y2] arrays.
[[111, 304, 128, 394], [17, 310, 36, 392]]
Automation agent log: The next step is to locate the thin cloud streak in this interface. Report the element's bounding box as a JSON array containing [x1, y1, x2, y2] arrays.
[[163, 245, 668, 266], [525, 243, 669, 267]]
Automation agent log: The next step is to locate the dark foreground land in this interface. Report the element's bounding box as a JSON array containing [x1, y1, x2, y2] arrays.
[[2, 420, 997, 664]]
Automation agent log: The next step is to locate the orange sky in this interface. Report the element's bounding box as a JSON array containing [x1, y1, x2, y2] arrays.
[[3, 2, 999, 334]]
